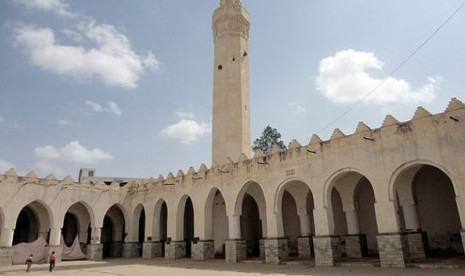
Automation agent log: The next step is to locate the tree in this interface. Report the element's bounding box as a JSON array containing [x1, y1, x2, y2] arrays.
[[252, 125, 286, 155]]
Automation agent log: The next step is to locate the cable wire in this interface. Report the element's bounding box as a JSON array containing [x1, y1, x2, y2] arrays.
[[316, 1, 465, 134]]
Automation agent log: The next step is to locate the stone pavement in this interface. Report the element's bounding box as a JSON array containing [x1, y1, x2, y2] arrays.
[[1, 258, 465, 275]]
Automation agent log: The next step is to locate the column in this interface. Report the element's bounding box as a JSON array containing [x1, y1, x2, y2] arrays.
[[225, 215, 246, 263], [45, 228, 62, 263], [0, 228, 14, 266], [344, 209, 367, 258], [312, 207, 341, 266], [401, 202, 427, 258], [297, 214, 313, 257], [87, 227, 103, 261]]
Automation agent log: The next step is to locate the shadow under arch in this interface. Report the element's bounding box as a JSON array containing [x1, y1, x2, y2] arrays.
[[62, 201, 95, 246], [132, 204, 145, 256], [12, 200, 53, 245], [391, 161, 463, 257], [101, 204, 127, 258], [274, 177, 315, 256]]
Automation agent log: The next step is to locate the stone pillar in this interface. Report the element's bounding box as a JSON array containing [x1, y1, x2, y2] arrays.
[[87, 227, 102, 261], [401, 203, 420, 231], [228, 215, 241, 240], [123, 242, 139, 258], [259, 239, 265, 258], [47, 228, 62, 262], [313, 235, 341, 266], [165, 241, 186, 260], [299, 214, 311, 236], [344, 234, 368, 258], [0, 247, 13, 266], [86, 244, 103, 261], [225, 239, 246, 263], [264, 238, 288, 264], [142, 241, 163, 259], [405, 231, 428, 259], [192, 240, 215, 261], [377, 233, 410, 268], [345, 210, 360, 235], [0, 228, 13, 266], [461, 230, 465, 255], [297, 236, 313, 257]]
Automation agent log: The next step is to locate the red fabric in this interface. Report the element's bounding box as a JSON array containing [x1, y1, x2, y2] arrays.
[[49, 255, 55, 261]]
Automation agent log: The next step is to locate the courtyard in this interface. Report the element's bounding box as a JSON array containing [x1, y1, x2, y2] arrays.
[[1, 258, 465, 276]]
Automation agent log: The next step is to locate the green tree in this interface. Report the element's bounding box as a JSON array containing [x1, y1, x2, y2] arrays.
[[252, 125, 286, 155]]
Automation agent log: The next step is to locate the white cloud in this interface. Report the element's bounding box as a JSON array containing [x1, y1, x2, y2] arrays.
[[13, 0, 77, 18], [315, 49, 439, 105], [288, 103, 306, 114], [175, 112, 195, 119], [161, 119, 211, 144], [35, 141, 113, 164], [58, 118, 80, 128], [86, 100, 122, 116], [0, 159, 15, 173], [10, 5, 159, 89]]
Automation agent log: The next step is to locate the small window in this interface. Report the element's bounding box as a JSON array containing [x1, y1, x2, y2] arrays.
[[244, 105, 247, 110], [218, 64, 222, 70], [232, 57, 235, 61]]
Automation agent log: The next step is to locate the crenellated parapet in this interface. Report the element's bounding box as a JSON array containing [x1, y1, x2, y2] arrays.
[[1, 98, 464, 196]]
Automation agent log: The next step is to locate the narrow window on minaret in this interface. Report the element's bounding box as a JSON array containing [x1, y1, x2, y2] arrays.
[[232, 57, 235, 61], [218, 65, 222, 70]]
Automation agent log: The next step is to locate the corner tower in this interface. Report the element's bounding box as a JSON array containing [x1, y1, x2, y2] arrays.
[[212, 0, 251, 165]]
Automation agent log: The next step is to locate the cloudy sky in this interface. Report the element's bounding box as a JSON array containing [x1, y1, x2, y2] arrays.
[[0, 0, 464, 179]]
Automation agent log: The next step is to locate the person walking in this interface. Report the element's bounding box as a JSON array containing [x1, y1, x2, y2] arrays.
[[25, 254, 33, 272], [49, 251, 56, 272]]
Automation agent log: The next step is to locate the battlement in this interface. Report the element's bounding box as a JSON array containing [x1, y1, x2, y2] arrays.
[[1, 98, 464, 194]]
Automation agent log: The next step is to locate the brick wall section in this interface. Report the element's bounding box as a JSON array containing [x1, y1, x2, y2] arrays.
[[405, 231, 427, 259], [122, 242, 139, 258], [225, 240, 246, 263], [344, 234, 368, 258], [377, 233, 410, 268], [313, 236, 341, 266], [297, 236, 314, 257], [142, 242, 163, 259], [0, 247, 13, 266], [264, 238, 288, 264], [165, 241, 186, 260], [192, 240, 215, 261], [259, 239, 265, 257], [86, 244, 103, 261]]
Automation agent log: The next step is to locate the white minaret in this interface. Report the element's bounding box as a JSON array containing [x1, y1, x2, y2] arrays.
[[212, 0, 251, 165]]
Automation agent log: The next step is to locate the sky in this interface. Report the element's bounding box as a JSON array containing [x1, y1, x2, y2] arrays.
[[0, 0, 464, 180]]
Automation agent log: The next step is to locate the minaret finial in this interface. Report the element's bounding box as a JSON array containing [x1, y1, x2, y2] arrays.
[[220, 0, 241, 7]]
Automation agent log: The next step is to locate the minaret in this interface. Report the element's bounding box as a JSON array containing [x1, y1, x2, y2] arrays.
[[212, 0, 251, 165]]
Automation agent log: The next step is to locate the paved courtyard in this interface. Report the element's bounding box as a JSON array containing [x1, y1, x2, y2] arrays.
[[1, 258, 465, 276]]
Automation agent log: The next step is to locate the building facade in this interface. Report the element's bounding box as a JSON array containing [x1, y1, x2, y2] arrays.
[[1, 0, 465, 268]]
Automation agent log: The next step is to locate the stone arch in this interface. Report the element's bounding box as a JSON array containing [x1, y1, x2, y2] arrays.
[[274, 178, 315, 256], [204, 187, 228, 255], [101, 204, 127, 258], [12, 200, 53, 245], [392, 162, 463, 256], [234, 181, 267, 258], [62, 201, 94, 245], [325, 169, 379, 257]]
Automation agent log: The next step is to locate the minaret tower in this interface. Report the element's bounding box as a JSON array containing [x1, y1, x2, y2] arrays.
[[212, 0, 251, 165]]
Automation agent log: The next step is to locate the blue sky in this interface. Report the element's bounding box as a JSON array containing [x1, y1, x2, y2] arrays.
[[0, 0, 464, 180]]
